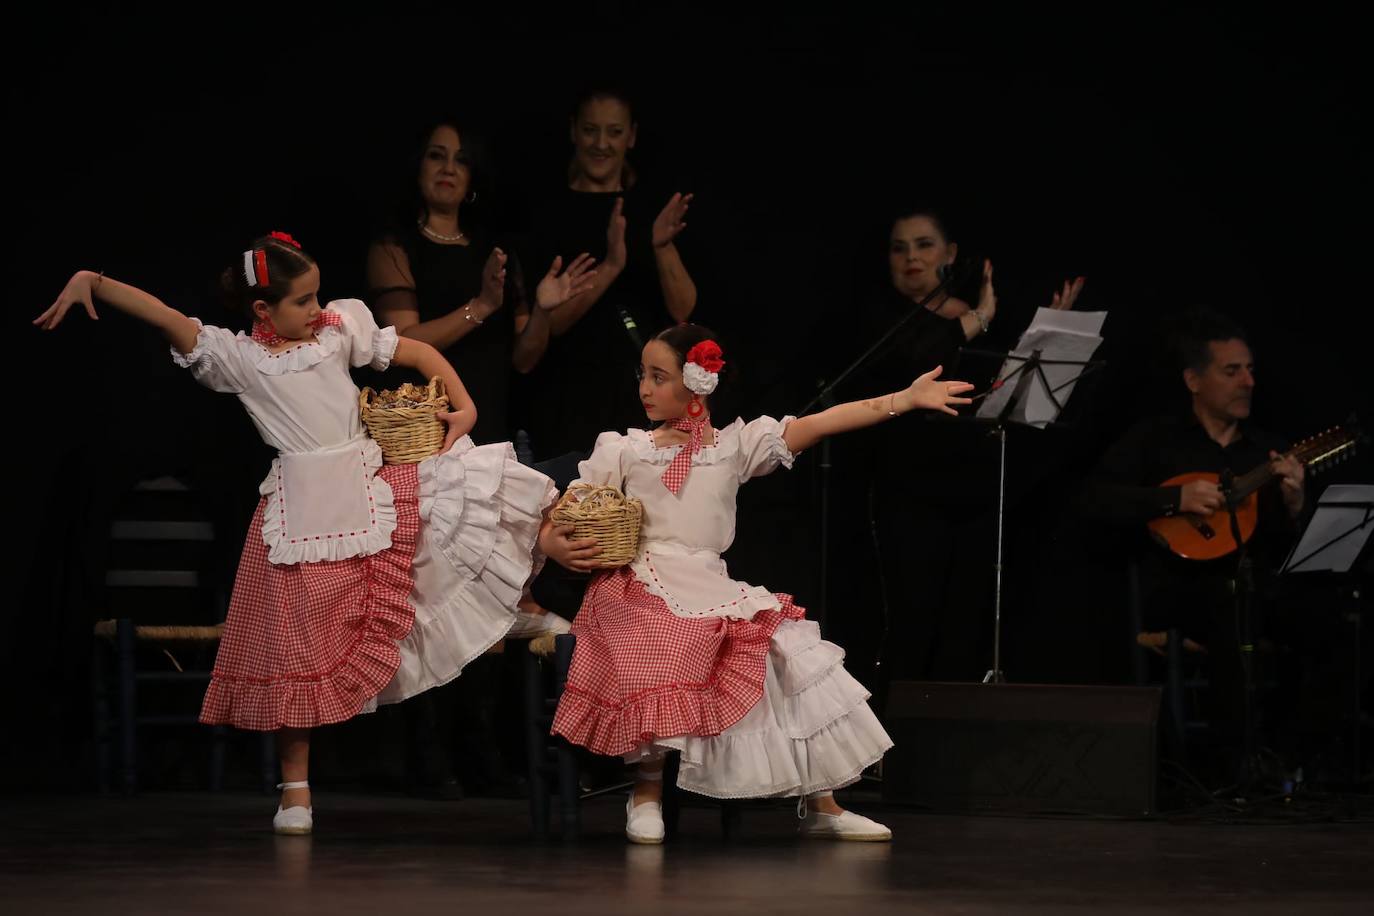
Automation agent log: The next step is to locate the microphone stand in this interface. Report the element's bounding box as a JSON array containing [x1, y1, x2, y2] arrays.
[[799, 270, 962, 634], [1219, 467, 1261, 794]]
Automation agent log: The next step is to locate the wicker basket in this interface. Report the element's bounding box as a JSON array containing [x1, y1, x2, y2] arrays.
[[359, 376, 450, 464], [550, 484, 644, 568]]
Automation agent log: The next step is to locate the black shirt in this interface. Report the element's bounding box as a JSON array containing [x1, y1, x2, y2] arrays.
[[1083, 412, 1298, 631], [1084, 413, 1292, 532], [521, 185, 676, 459], [374, 229, 518, 445], [838, 288, 996, 511]]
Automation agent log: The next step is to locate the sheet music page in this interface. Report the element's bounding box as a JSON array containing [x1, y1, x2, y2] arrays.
[[1282, 484, 1374, 573], [976, 309, 1107, 427]]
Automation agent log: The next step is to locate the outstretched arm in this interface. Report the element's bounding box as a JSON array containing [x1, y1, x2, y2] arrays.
[[35, 270, 201, 354], [782, 365, 974, 454]]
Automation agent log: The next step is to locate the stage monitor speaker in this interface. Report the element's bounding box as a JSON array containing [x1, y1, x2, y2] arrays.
[[882, 682, 1160, 817]]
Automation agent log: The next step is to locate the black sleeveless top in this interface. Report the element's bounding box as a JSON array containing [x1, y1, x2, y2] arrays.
[[379, 228, 517, 445]]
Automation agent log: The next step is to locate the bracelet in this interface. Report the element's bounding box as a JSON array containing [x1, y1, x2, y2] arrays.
[[888, 393, 899, 418], [462, 303, 485, 325], [971, 309, 989, 334]]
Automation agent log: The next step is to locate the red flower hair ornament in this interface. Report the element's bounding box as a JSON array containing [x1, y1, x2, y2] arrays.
[[682, 340, 725, 396]]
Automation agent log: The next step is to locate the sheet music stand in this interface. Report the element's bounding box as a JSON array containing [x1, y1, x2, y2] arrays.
[[1280, 484, 1374, 785], [964, 337, 1107, 684], [1281, 485, 1374, 575]]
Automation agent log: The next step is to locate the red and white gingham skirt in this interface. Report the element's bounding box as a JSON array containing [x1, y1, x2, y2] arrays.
[[199, 464, 419, 731], [551, 566, 804, 756]]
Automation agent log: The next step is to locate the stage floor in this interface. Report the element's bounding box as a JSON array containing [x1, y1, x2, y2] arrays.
[[2, 790, 1372, 914]]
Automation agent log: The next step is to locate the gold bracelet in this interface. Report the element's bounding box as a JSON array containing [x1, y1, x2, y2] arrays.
[[888, 393, 899, 417], [462, 303, 484, 325]]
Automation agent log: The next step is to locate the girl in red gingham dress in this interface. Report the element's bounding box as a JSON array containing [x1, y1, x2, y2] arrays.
[[542, 324, 974, 843], [38, 234, 592, 835]]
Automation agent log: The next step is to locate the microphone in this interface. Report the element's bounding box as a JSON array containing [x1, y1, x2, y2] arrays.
[[617, 305, 644, 350]]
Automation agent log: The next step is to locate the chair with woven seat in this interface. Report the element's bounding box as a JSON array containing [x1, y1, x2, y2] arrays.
[[91, 475, 274, 794], [1126, 556, 1209, 768]]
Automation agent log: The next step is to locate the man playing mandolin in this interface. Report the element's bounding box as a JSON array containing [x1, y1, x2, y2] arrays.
[[1169, 330, 1305, 529], [1084, 309, 1311, 782]]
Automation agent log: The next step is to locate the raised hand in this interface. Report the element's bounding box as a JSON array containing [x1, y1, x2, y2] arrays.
[[605, 197, 628, 270], [477, 247, 508, 310], [975, 259, 997, 325], [536, 253, 599, 310], [652, 192, 692, 248], [1049, 276, 1086, 310]]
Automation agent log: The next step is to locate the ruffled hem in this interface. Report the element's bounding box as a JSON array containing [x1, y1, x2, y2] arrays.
[[668, 703, 893, 799], [199, 615, 404, 731], [170, 302, 395, 378], [636, 620, 893, 798], [369, 440, 554, 704], [418, 438, 557, 608], [771, 618, 846, 696], [747, 415, 797, 475], [169, 318, 213, 369], [623, 416, 797, 476], [374, 572, 517, 706], [199, 468, 419, 731], [551, 598, 802, 756], [375, 509, 550, 707], [623, 417, 742, 466], [553, 675, 760, 759], [258, 438, 397, 565], [367, 325, 399, 371]]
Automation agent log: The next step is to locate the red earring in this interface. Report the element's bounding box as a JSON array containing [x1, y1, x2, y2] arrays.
[[686, 395, 705, 418]]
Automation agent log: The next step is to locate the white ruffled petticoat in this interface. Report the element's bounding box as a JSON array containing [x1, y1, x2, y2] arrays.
[[374, 436, 557, 705], [628, 619, 893, 798]]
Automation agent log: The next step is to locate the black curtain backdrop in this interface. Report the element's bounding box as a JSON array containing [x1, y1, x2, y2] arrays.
[[7, 3, 1368, 791]]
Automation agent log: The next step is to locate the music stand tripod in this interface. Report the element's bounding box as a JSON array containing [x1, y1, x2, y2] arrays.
[[1280, 485, 1374, 789]]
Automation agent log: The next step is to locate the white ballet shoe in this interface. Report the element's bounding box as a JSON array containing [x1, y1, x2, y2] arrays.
[[799, 808, 892, 842], [508, 609, 573, 639], [625, 795, 665, 845], [273, 780, 313, 835]]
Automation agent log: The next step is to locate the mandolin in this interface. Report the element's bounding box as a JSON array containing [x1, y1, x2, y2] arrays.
[[1146, 426, 1358, 560]]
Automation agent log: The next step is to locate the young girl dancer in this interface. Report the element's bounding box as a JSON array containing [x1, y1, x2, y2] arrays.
[[541, 324, 973, 843], [37, 232, 592, 834]]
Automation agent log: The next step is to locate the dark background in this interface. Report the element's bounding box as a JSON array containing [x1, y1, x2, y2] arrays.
[[7, 3, 1369, 792]]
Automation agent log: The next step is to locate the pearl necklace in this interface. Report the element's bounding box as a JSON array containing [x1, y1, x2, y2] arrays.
[[418, 220, 465, 243]]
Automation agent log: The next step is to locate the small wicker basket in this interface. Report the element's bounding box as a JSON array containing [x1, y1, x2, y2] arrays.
[[359, 376, 450, 465], [550, 484, 644, 568]]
